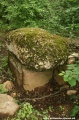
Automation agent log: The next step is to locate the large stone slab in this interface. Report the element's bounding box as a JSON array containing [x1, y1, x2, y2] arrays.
[[6, 28, 69, 71], [23, 68, 52, 91]]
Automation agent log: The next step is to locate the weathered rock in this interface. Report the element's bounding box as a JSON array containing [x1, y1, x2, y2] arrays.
[[6, 28, 69, 71], [67, 52, 79, 64], [67, 90, 77, 95], [3, 81, 14, 92], [0, 94, 19, 118], [6, 28, 69, 91], [68, 53, 79, 58]]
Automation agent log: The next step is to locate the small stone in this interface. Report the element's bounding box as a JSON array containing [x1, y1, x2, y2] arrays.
[[10, 92, 17, 98], [32, 99, 36, 102], [3, 81, 14, 92], [67, 90, 77, 95], [68, 53, 79, 58], [0, 94, 19, 117]]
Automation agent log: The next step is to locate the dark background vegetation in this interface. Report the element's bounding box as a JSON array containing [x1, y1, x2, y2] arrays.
[[0, 0, 79, 37]]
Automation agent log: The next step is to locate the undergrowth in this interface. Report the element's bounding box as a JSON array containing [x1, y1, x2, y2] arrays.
[[6, 102, 50, 120], [59, 60, 79, 118]]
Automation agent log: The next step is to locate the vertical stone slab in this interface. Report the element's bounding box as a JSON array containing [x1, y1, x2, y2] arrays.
[[22, 67, 52, 91], [8, 52, 23, 86]]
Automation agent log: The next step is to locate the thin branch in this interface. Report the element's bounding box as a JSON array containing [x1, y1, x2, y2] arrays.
[[19, 88, 67, 101]]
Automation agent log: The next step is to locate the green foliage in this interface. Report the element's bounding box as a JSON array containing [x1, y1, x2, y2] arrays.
[[0, 55, 15, 82], [59, 61, 79, 118], [70, 105, 79, 117], [0, 0, 53, 32], [1, 56, 8, 69], [59, 61, 79, 86], [0, 84, 7, 93], [50, 0, 79, 37], [0, 55, 8, 70], [7, 102, 50, 120], [0, 0, 79, 37], [59, 105, 65, 111], [17, 103, 33, 119], [7, 102, 35, 120], [70, 94, 79, 118]]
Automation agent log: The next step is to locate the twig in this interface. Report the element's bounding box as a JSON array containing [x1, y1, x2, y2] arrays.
[[20, 88, 67, 101]]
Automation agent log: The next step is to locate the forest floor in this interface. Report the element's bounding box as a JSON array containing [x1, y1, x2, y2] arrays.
[[0, 33, 79, 119]]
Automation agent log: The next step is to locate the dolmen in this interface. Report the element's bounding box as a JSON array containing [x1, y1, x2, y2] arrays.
[[6, 28, 68, 91]]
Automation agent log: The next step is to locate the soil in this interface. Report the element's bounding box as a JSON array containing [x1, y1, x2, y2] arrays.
[[0, 33, 79, 119]]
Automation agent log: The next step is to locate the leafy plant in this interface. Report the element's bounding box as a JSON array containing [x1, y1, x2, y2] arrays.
[[59, 61, 79, 86], [11, 102, 39, 120], [0, 84, 7, 93], [59, 105, 65, 111], [59, 61, 79, 118], [70, 94, 79, 118], [70, 105, 79, 117], [6, 102, 50, 120]]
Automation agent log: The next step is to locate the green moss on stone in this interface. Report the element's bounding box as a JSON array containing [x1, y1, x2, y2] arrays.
[[6, 28, 69, 71]]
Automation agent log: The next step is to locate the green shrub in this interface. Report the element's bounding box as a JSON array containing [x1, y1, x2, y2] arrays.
[[59, 60, 79, 118], [0, 0, 53, 32], [0, 56, 8, 70], [1, 0, 79, 37], [1, 56, 8, 69], [70, 105, 79, 117], [51, 0, 79, 37], [59, 61, 79, 86], [6, 102, 49, 120]]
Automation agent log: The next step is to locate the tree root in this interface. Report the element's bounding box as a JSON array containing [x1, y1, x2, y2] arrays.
[[19, 88, 67, 101]]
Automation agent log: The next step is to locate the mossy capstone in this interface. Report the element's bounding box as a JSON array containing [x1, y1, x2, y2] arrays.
[[6, 28, 69, 71]]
